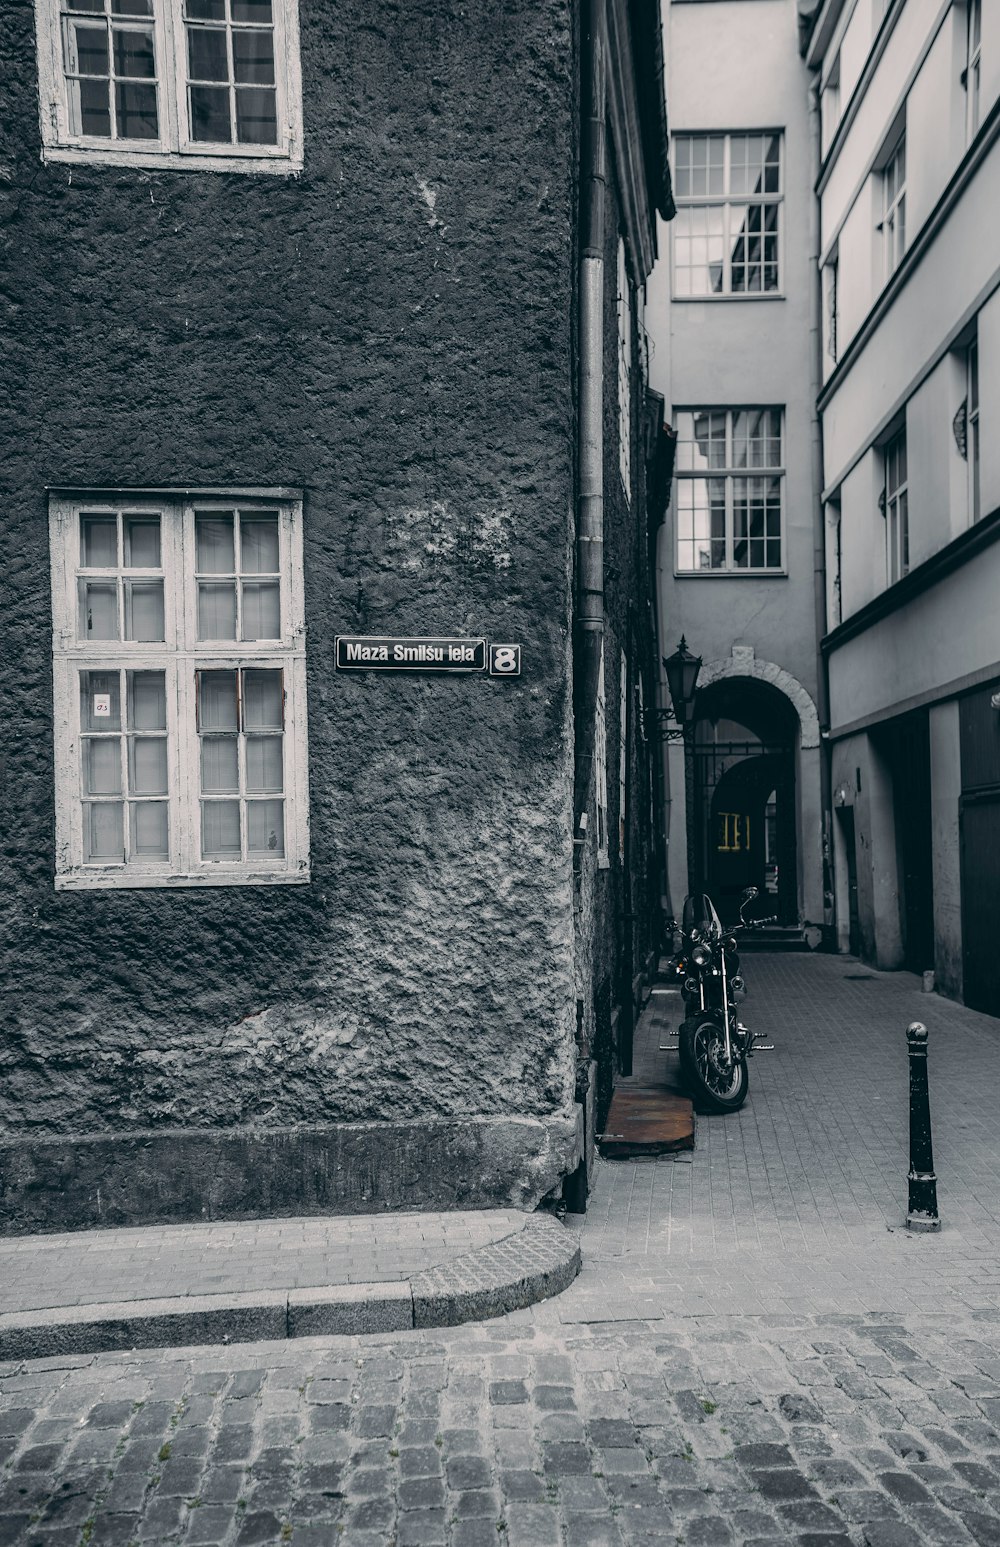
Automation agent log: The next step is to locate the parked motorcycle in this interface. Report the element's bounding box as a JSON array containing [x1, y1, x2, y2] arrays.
[[667, 886, 776, 1114]]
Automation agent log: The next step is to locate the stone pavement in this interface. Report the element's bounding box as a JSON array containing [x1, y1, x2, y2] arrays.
[[5, 952, 1000, 1546]]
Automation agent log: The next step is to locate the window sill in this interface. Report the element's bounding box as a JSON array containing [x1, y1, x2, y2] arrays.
[[55, 866, 310, 890], [674, 569, 788, 579], [41, 144, 303, 176], [670, 293, 785, 303]]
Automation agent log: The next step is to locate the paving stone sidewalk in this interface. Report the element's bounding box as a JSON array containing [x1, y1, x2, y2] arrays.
[[4, 952, 1000, 1546]]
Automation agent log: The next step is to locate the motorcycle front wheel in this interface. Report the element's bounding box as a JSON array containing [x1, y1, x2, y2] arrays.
[[679, 1016, 749, 1114]]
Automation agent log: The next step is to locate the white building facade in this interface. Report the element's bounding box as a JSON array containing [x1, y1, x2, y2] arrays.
[[646, 0, 825, 935], [805, 0, 1000, 1012]]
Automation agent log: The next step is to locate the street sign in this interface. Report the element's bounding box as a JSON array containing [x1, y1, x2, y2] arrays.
[[489, 644, 521, 677], [335, 636, 487, 672]]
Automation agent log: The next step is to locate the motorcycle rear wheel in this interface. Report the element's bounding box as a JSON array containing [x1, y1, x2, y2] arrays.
[[680, 1016, 749, 1114]]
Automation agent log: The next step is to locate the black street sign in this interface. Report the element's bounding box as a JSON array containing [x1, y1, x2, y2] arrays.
[[335, 636, 487, 672]]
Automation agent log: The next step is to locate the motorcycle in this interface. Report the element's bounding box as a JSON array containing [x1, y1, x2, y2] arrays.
[[666, 885, 776, 1114]]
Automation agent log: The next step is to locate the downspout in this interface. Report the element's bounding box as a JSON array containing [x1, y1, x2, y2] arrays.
[[807, 75, 834, 941], [573, 0, 607, 856]]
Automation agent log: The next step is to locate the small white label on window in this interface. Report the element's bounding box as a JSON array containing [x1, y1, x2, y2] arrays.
[[94, 694, 111, 717]]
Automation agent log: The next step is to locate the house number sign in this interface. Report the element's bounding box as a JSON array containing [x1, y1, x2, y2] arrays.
[[336, 637, 521, 677]]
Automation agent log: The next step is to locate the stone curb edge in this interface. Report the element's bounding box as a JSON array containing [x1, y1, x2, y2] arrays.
[[0, 1214, 581, 1361]]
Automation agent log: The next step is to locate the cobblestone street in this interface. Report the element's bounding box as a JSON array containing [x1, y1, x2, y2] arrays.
[[5, 953, 1000, 1547]]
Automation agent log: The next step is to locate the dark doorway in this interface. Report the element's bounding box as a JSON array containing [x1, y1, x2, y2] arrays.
[[690, 678, 800, 926], [877, 712, 934, 974], [960, 681, 1000, 1017], [836, 805, 861, 956]]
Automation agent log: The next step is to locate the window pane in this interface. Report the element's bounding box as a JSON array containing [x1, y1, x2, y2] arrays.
[[232, 0, 272, 19], [112, 26, 155, 77], [131, 801, 168, 858], [124, 579, 164, 641], [81, 515, 117, 566], [242, 669, 283, 730], [187, 26, 229, 81], [81, 670, 121, 731], [79, 579, 118, 639], [189, 83, 232, 141], [129, 737, 168, 795], [111, 0, 154, 15], [197, 581, 237, 640], [84, 738, 122, 796], [197, 670, 238, 731], [185, 0, 225, 17], [71, 23, 109, 74], [201, 736, 239, 793], [84, 801, 124, 861], [240, 514, 279, 572], [241, 580, 280, 639], [115, 80, 158, 138], [202, 800, 241, 857], [247, 799, 284, 856], [128, 671, 166, 731], [124, 518, 160, 567], [246, 735, 282, 792], [196, 513, 235, 572], [75, 78, 112, 136], [232, 30, 275, 84], [235, 86, 277, 144]]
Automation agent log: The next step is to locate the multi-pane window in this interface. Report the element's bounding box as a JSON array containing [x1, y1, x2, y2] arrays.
[[968, 338, 981, 524], [617, 237, 632, 501], [672, 133, 782, 297], [966, 0, 982, 141], [879, 134, 906, 281], [674, 408, 784, 573], [50, 492, 308, 888], [883, 431, 909, 584], [35, 0, 302, 168]]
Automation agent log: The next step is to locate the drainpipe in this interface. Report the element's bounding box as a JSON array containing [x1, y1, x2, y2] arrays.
[[807, 75, 834, 942], [573, 0, 607, 854]]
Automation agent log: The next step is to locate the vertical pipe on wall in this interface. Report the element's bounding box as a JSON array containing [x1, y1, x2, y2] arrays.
[[807, 74, 834, 941], [573, 0, 607, 843]]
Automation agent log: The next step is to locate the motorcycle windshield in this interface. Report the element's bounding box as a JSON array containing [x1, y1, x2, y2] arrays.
[[682, 892, 723, 937]]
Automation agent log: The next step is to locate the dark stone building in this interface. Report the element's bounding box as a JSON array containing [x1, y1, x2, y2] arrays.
[[0, 0, 671, 1230]]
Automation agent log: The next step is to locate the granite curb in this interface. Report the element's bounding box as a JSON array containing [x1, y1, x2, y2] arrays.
[[0, 1212, 580, 1359]]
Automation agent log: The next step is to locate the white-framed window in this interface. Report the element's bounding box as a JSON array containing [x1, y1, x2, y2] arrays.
[[882, 430, 908, 584], [672, 132, 782, 297], [823, 255, 839, 365], [49, 490, 309, 889], [617, 236, 632, 501], [879, 133, 906, 281], [595, 648, 610, 870], [968, 337, 981, 524], [34, 0, 303, 173], [674, 407, 784, 574], [821, 51, 841, 160], [965, 0, 983, 141]]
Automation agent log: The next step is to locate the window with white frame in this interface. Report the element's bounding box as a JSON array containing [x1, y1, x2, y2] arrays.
[[965, 0, 983, 141], [879, 133, 906, 281], [49, 491, 309, 888], [968, 337, 981, 524], [34, 0, 303, 171], [674, 408, 784, 573], [672, 132, 782, 297], [823, 255, 839, 365], [617, 237, 632, 500], [882, 430, 909, 584], [595, 648, 609, 869]]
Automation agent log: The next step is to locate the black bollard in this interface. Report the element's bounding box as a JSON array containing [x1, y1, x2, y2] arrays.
[[906, 1022, 941, 1231]]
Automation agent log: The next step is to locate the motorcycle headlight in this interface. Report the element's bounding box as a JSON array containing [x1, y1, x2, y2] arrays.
[[691, 943, 712, 969]]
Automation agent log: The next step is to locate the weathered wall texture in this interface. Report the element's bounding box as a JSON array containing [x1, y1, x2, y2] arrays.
[[0, 0, 582, 1225]]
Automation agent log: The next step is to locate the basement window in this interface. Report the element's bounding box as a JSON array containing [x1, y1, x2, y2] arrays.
[[49, 491, 310, 888], [34, 0, 303, 172]]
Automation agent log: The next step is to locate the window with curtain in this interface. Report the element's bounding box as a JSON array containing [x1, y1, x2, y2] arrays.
[[672, 132, 782, 297], [50, 491, 309, 888], [674, 407, 785, 573], [34, 0, 303, 171]]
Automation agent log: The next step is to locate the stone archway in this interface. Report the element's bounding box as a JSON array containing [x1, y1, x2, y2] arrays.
[[696, 645, 820, 750]]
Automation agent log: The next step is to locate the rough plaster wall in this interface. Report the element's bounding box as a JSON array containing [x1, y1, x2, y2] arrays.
[[0, 0, 579, 1141]]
